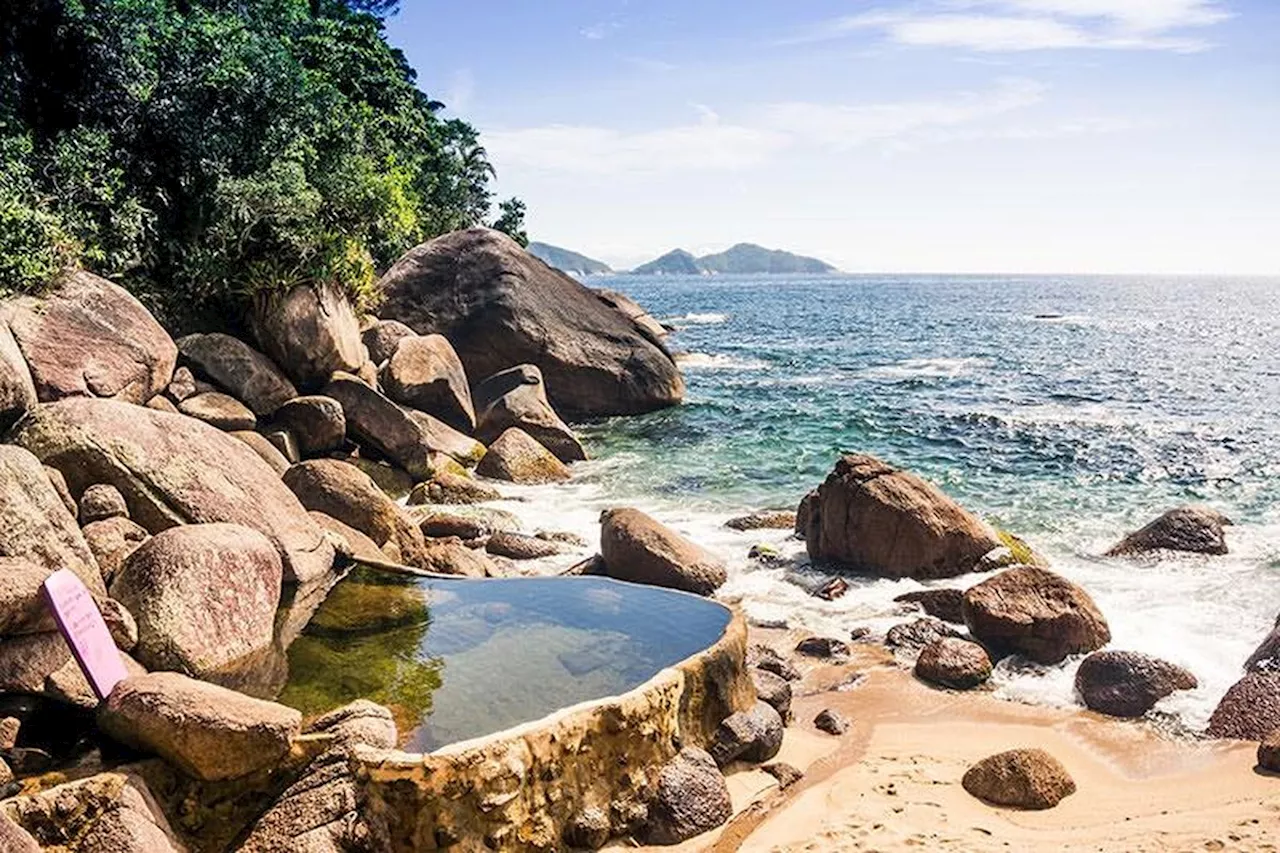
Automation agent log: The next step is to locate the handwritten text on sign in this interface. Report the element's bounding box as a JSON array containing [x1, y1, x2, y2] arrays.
[[42, 568, 129, 700]]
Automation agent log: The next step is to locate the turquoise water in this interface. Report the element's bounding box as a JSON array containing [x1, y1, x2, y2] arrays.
[[511, 273, 1280, 730], [280, 570, 731, 751]]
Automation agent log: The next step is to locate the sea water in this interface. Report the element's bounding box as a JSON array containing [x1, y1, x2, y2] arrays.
[[493, 273, 1280, 732]]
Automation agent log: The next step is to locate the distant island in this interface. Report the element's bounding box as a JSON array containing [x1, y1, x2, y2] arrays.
[[632, 243, 838, 275], [528, 242, 613, 276]]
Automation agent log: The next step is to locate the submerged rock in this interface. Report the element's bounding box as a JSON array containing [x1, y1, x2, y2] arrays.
[[802, 454, 1001, 579], [962, 748, 1076, 809], [473, 364, 585, 463], [962, 566, 1110, 664], [1074, 650, 1197, 718], [376, 228, 684, 417], [914, 638, 993, 690], [599, 507, 727, 595], [1106, 506, 1232, 556], [1206, 672, 1280, 741], [639, 747, 732, 845]]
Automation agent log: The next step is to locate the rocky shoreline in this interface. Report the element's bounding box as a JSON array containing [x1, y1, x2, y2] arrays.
[[0, 227, 1275, 851]]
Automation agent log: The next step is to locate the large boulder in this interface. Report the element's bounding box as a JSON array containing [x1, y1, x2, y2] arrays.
[[380, 334, 476, 433], [12, 398, 334, 584], [638, 748, 732, 845], [97, 672, 301, 781], [176, 332, 297, 415], [3, 270, 177, 405], [271, 395, 346, 457], [0, 320, 36, 431], [1206, 673, 1280, 740], [802, 454, 1002, 579], [963, 566, 1110, 664], [249, 282, 364, 389], [599, 507, 726, 596], [914, 637, 993, 690], [323, 375, 481, 478], [376, 228, 684, 417], [178, 391, 257, 431], [962, 749, 1076, 809], [0, 445, 104, 596], [1106, 506, 1232, 556], [2, 769, 185, 851], [1074, 650, 1197, 718], [475, 428, 570, 484], [283, 460, 427, 568], [419, 539, 496, 577], [109, 524, 282, 681], [595, 287, 671, 346], [473, 364, 586, 462]]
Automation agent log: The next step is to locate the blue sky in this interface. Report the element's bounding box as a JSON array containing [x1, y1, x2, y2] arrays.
[[386, 1, 1279, 273]]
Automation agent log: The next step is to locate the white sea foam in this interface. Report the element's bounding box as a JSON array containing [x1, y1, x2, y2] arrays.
[[861, 357, 987, 380], [662, 311, 728, 325], [476, 469, 1280, 733], [676, 352, 768, 371]]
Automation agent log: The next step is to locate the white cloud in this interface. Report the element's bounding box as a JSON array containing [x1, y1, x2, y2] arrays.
[[483, 78, 1117, 176], [805, 0, 1230, 52], [581, 21, 622, 40], [444, 69, 475, 112]]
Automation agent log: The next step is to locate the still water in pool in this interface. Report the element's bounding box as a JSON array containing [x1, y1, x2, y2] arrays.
[[277, 568, 732, 751]]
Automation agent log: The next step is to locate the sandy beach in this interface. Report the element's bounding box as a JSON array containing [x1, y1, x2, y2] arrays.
[[633, 629, 1280, 853]]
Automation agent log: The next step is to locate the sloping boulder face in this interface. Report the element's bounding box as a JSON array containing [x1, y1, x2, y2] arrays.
[[109, 524, 282, 681], [376, 228, 685, 417], [97, 672, 301, 781], [474, 427, 570, 484], [176, 332, 297, 415], [2, 769, 186, 852], [1074, 650, 1197, 718], [12, 398, 334, 584], [963, 566, 1110, 665], [249, 282, 364, 389], [0, 445, 104, 596], [323, 375, 463, 479], [0, 320, 37, 431], [353, 608, 753, 852], [803, 454, 1002, 579], [1246, 617, 1280, 672], [1206, 672, 1280, 740], [599, 507, 727, 596], [595, 288, 671, 349], [362, 319, 417, 365], [473, 364, 586, 463], [1106, 506, 1232, 556], [381, 334, 476, 433], [272, 395, 346, 457], [4, 270, 176, 404], [283, 460, 428, 568]]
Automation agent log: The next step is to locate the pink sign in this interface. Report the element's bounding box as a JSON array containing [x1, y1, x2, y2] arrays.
[[42, 569, 129, 701]]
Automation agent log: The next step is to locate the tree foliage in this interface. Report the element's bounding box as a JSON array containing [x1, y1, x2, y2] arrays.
[[0, 0, 514, 329]]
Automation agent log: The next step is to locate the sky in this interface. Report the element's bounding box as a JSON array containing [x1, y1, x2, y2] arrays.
[[386, 1, 1280, 274]]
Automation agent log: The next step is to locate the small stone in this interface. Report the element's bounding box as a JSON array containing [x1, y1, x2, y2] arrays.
[[748, 645, 801, 681], [709, 701, 784, 767], [762, 762, 805, 790], [914, 638, 993, 690], [78, 483, 129, 525], [814, 708, 849, 735], [639, 747, 732, 845], [751, 668, 792, 720], [962, 748, 1076, 809], [486, 530, 565, 560], [815, 577, 849, 600], [796, 636, 850, 659], [563, 805, 611, 849]]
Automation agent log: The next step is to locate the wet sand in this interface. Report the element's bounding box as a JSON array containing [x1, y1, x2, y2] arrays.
[[633, 629, 1280, 853]]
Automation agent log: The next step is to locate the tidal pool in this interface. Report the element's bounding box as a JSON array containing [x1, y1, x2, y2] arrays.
[[277, 568, 734, 752]]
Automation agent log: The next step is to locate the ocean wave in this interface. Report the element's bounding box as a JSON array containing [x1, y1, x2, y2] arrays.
[[861, 357, 987, 380], [661, 312, 728, 326], [676, 352, 768, 371]]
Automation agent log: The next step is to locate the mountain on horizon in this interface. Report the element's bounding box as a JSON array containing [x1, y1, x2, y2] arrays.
[[528, 241, 613, 276], [630, 243, 838, 275]]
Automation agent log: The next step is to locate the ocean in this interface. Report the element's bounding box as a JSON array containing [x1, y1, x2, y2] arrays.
[[496, 273, 1280, 732]]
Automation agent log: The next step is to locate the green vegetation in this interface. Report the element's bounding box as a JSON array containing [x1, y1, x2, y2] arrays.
[[0, 0, 525, 328]]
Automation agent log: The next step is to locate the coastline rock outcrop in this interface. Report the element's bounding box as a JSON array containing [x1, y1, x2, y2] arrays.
[[109, 524, 281, 681], [802, 454, 1002, 579], [97, 672, 301, 781], [914, 637, 993, 690], [1106, 506, 1232, 556], [475, 428, 570, 484], [1206, 672, 1280, 740], [962, 748, 1076, 809], [175, 332, 297, 415], [599, 507, 727, 595], [638, 747, 732, 845], [473, 364, 586, 462], [381, 334, 476, 433], [3, 270, 177, 405], [376, 228, 684, 416], [1074, 650, 1197, 718], [12, 398, 334, 583], [962, 566, 1110, 664]]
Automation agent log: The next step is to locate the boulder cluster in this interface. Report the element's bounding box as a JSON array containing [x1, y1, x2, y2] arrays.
[[0, 229, 689, 849]]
